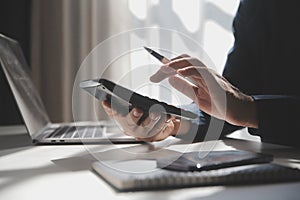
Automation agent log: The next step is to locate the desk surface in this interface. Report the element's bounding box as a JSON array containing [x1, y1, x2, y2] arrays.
[[0, 126, 300, 200]]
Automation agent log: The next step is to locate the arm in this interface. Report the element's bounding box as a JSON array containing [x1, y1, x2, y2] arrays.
[[250, 95, 300, 147], [175, 103, 244, 143], [221, 1, 300, 147], [145, 54, 300, 148], [222, 0, 264, 94]]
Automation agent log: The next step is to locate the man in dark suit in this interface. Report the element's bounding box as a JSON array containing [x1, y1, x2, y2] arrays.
[[102, 0, 300, 148]]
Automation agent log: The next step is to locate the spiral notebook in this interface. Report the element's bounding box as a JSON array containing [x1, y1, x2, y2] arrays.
[[92, 158, 300, 192]]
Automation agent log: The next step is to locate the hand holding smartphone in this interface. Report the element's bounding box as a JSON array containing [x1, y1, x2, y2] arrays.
[[80, 78, 198, 120]]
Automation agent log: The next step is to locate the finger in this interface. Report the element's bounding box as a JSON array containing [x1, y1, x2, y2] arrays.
[[102, 100, 111, 108], [149, 55, 191, 83], [149, 67, 170, 83], [140, 112, 161, 127], [121, 110, 162, 138], [177, 66, 207, 78], [177, 66, 210, 89], [168, 75, 199, 102], [123, 131, 132, 137], [113, 111, 139, 137], [123, 112, 161, 138], [137, 112, 149, 126], [170, 54, 190, 61], [144, 113, 169, 138], [134, 116, 161, 138], [168, 57, 203, 70], [101, 101, 113, 117], [117, 108, 143, 131], [152, 123, 174, 141], [137, 119, 175, 142], [134, 116, 165, 138], [150, 57, 204, 83], [129, 108, 144, 125]]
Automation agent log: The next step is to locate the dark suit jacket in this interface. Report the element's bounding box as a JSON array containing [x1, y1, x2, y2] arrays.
[[182, 0, 300, 147], [223, 0, 300, 147]]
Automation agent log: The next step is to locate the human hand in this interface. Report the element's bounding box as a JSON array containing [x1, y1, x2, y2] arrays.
[[101, 100, 185, 142], [150, 55, 258, 128]]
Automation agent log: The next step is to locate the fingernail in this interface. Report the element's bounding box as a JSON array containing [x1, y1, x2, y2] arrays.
[[133, 109, 142, 117]]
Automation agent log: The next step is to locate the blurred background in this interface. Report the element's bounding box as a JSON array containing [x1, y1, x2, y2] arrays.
[[0, 0, 239, 125]]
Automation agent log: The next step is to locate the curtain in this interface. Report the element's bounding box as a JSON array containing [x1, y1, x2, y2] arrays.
[[30, 0, 239, 123], [31, 0, 131, 122]]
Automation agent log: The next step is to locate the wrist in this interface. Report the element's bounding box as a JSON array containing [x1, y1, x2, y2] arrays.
[[242, 96, 258, 128], [229, 94, 258, 128]]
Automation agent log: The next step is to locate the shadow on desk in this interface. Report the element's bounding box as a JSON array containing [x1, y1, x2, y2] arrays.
[[0, 140, 181, 193], [0, 134, 32, 151], [186, 183, 300, 200], [52, 143, 182, 172]]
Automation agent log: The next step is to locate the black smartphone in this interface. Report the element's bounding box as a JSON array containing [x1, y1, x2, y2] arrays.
[[80, 78, 198, 120], [156, 150, 273, 172]]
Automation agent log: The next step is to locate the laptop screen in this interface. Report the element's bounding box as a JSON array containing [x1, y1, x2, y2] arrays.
[[0, 34, 49, 136]]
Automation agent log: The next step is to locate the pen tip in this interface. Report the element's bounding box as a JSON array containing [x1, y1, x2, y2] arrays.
[[144, 46, 152, 53]]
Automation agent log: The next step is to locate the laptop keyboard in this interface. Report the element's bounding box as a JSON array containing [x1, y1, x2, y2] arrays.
[[46, 125, 106, 139]]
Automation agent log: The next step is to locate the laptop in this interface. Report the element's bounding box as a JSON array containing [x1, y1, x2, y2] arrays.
[[0, 34, 137, 144]]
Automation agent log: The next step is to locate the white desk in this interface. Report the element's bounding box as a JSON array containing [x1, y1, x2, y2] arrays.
[[0, 126, 300, 200]]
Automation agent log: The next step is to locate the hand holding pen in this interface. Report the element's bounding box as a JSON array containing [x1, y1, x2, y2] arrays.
[[144, 46, 258, 129], [144, 47, 199, 85]]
